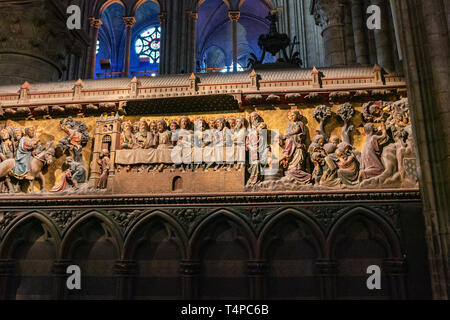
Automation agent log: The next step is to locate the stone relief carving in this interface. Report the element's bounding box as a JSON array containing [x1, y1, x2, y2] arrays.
[[0, 125, 55, 193], [0, 97, 418, 195]]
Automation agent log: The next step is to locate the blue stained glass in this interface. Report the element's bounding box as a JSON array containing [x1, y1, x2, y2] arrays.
[[135, 26, 161, 64]]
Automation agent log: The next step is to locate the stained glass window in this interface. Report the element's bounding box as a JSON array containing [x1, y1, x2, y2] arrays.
[[96, 40, 100, 55], [135, 26, 161, 64]]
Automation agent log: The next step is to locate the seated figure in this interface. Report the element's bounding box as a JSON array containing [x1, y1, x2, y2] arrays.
[[134, 120, 151, 149], [336, 148, 360, 187], [120, 121, 135, 149]]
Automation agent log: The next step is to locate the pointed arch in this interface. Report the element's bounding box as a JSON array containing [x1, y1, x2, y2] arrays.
[[188, 208, 256, 260], [0, 211, 60, 259], [122, 210, 188, 260], [327, 206, 402, 259], [258, 207, 326, 260], [97, 0, 127, 16], [59, 211, 123, 259], [132, 0, 160, 15], [197, 0, 230, 10]]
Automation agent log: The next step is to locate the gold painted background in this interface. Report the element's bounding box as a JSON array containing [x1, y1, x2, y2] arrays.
[[1, 103, 367, 192]]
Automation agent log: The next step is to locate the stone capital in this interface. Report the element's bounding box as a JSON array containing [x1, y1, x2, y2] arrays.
[[190, 11, 199, 21], [158, 12, 167, 24], [311, 0, 345, 28], [123, 16, 136, 28], [228, 10, 241, 22], [89, 17, 103, 29]]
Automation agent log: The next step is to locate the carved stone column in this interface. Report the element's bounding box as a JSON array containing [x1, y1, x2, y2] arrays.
[[315, 259, 338, 299], [392, 0, 450, 299], [383, 258, 407, 299], [158, 12, 168, 74], [0, 0, 87, 85], [51, 260, 72, 300], [114, 260, 138, 300], [247, 260, 268, 300], [88, 18, 103, 79], [344, 2, 356, 64], [0, 259, 15, 299], [228, 11, 241, 72], [371, 0, 394, 71], [180, 260, 201, 299], [350, 0, 370, 64], [123, 17, 136, 78], [190, 12, 199, 73], [312, 0, 347, 66]]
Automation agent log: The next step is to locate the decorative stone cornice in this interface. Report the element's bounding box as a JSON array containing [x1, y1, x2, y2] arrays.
[[0, 189, 420, 208], [228, 10, 241, 22], [0, 67, 406, 118], [123, 16, 136, 28], [311, 0, 345, 28]]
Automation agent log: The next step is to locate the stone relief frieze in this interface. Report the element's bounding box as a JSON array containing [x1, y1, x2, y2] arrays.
[[0, 97, 418, 195]]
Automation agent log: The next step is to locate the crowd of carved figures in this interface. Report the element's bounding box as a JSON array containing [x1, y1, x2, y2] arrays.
[[113, 97, 417, 190], [0, 98, 418, 194], [0, 117, 90, 193]]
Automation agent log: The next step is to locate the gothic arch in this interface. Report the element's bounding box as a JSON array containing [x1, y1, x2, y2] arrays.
[[97, 0, 127, 17], [258, 207, 325, 260], [59, 211, 122, 259], [326, 206, 402, 259], [239, 0, 273, 10], [132, 0, 160, 15], [189, 208, 255, 299], [188, 208, 256, 260], [258, 207, 324, 299], [0, 212, 60, 259], [122, 210, 187, 260], [0, 212, 59, 300], [197, 0, 230, 10]]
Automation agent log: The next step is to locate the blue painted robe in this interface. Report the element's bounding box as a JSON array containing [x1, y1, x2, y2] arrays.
[[12, 137, 34, 179]]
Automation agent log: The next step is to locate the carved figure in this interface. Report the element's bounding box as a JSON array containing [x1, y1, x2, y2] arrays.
[[0, 140, 54, 193], [50, 156, 87, 192], [11, 127, 41, 180], [120, 121, 135, 149], [57, 117, 89, 162], [246, 121, 270, 186], [360, 122, 389, 180], [134, 120, 151, 149], [233, 117, 247, 170], [336, 148, 360, 187], [96, 149, 110, 189], [279, 110, 310, 183]]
